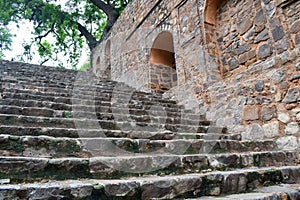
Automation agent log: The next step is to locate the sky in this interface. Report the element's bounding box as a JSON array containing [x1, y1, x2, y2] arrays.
[[2, 0, 89, 69]]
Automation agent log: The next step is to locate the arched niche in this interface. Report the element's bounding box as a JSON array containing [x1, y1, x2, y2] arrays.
[[149, 32, 177, 93], [203, 0, 225, 75], [104, 40, 111, 79], [204, 0, 222, 26]]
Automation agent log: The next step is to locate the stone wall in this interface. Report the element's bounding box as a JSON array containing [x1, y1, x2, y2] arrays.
[[150, 64, 177, 93], [92, 0, 300, 149]]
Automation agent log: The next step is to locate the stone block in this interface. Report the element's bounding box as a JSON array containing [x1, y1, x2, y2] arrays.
[[254, 10, 266, 27], [278, 112, 290, 123], [291, 108, 300, 116], [255, 80, 264, 92], [261, 106, 277, 121], [238, 18, 253, 35], [242, 106, 260, 121], [285, 122, 299, 135], [282, 87, 300, 103], [258, 43, 272, 59], [242, 124, 264, 140], [276, 136, 298, 150], [254, 28, 269, 43], [290, 21, 300, 34], [272, 26, 284, 42], [270, 70, 286, 84], [297, 113, 300, 121], [276, 38, 288, 54], [141, 177, 202, 199], [228, 57, 239, 71], [238, 53, 248, 64], [222, 173, 247, 194], [235, 44, 251, 55], [263, 121, 279, 138]]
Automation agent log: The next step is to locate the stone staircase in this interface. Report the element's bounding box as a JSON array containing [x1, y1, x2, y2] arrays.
[[0, 60, 299, 199]]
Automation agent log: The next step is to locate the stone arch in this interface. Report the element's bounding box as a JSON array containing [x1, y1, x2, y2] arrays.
[[204, 0, 222, 26], [104, 40, 111, 79], [149, 31, 177, 93], [204, 0, 259, 75], [203, 0, 224, 75]]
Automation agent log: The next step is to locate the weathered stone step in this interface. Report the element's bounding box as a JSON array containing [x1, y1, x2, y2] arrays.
[[1, 79, 144, 96], [1, 79, 177, 109], [0, 72, 77, 82], [0, 114, 224, 133], [0, 151, 298, 182], [1, 75, 78, 84], [0, 105, 208, 126], [0, 134, 278, 157], [0, 166, 299, 199], [1, 68, 76, 76], [1, 91, 181, 110], [1, 79, 119, 94], [0, 125, 239, 140], [0, 60, 77, 72], [0, 98, 189, 116], [2, 86, 174, 104], [189, 184, 300, 200], [1, 78, 75, 88], [0, 68, 77, 76]]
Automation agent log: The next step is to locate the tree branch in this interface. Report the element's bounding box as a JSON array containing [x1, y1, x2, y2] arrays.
[[77, 22, 98, 50], [89, 0, 118, 19], [89, 0, 119, 37], [35, 23, 55, 41]]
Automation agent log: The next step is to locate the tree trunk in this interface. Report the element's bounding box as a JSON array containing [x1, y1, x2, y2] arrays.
[[89, 0, 120, 40], [77, 22, 99, 50]]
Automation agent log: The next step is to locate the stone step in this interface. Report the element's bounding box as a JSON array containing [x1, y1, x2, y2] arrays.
[[0, 134, 278, 157], [0, 166, 299, 199], [0, 125, 239, 140], [0, 98, 190, 117], [189, 184, 300, 200], [2, 86, 175, 105], [0, 60, 78, 73], [0, 75, 78, 84], [1, 78, 75, 88], [0, 73, 78, 82], [0, 114, 225, 133], [1, 91, 180, 110], [0, 79, 120, 93], [0, 105, 208, 126], [1, 80, 180, 109], [0, 152, 298, 182], [1, 79, 153, 97]]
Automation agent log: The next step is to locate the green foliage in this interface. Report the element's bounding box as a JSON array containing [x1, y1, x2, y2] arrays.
[[0, 0, 130, 68], [63, 111, 73, 118], [0, 26, 13, 59], [78, 60, 91, 71]]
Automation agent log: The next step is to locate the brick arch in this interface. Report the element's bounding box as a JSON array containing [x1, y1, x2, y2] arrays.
[[149, 31, 177, 93], [104, 40, 111, 79]]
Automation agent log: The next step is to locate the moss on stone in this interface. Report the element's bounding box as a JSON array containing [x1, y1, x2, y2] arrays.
[[0, 139, 24, 153], [243, 141, 252, 148], [262, 169, 283, 186], [253, 154, 261, 167], [63, 111, 73, 118]]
